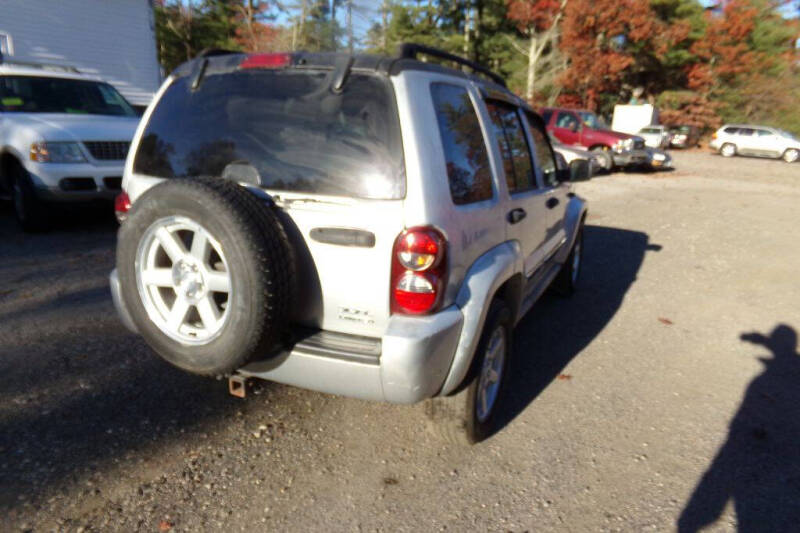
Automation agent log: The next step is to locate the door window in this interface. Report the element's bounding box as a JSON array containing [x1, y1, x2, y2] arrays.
[[525, 113, 559, 188], [485, 102, 535, 194], [556, 111, 579, 131], [430, 83, 494, 205]]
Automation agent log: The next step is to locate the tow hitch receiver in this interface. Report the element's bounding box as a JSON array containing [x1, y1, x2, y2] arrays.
[[228, 374, 247, 398]]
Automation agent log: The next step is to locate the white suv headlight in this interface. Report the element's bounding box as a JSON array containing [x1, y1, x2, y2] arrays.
[[30, 142, 87, 163]]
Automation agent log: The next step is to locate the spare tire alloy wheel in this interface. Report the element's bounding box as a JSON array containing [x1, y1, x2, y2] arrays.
[[117, 177, 294, 376], [136, 216, 231, 345]]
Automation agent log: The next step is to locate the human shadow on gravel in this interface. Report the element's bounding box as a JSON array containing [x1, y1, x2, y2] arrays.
[[493, 225, 661, 436], [677, 324, 800, 532]]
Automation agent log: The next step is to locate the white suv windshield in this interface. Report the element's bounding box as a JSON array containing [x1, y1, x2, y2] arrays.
[[0, 76, 136, 116], [133, 69, 405, 200]]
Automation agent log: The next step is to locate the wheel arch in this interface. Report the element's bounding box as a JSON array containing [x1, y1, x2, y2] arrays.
[[0, 149, 21, 193], [438, 241, 522, 396]]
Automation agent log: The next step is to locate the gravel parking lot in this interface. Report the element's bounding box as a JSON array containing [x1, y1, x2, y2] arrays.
[[1, 151, 798, 532]]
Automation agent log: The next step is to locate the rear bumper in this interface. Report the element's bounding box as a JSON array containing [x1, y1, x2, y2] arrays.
[[110, 268, 464, 404]]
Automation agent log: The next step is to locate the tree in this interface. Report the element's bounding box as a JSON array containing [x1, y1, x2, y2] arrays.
[[506, 0, 569, 102], [558, 0, 664, 111]]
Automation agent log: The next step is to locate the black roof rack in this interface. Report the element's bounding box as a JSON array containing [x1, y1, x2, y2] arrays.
[[198, 48, 240, 58], [397, 43, 506, 88], [0, 51, 80, 73]]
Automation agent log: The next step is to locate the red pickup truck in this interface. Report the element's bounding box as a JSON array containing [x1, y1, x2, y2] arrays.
[[541, 107, 648, 171]]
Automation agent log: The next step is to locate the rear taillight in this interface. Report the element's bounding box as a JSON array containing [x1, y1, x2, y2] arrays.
[[391, 227, 447, 315], [240, 53, 291, 69], [711, 132, 717, 140], [115, 191, 131, 224]]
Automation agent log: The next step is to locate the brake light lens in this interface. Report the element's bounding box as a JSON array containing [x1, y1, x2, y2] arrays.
[[240, 53, 291, 70], [115, 191, 131, 223], [391, 227, 447, 315], [711, 132, 717, 140]]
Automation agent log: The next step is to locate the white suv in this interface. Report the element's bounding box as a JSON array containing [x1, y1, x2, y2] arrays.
[[110, 45, 590, 443], [710, 124, 800, 163], [0, 58, 141, 230]]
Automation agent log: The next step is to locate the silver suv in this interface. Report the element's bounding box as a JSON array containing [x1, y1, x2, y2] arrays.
[[710, 124, 800, 163], [110, 45, 589, 443]]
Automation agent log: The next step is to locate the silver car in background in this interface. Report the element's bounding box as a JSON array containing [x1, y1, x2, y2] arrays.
[[710, 124, 800, 163], [638, 125, 671, 149]]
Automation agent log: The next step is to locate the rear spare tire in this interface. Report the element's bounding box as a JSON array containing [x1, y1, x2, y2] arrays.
[[117, 177, 295, 376]]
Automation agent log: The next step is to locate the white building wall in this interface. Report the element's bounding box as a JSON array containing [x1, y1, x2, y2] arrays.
[[0, 0, 161, 106]]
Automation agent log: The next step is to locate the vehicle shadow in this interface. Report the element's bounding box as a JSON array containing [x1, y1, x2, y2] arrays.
[[677, 324, 800, 532], [0, 201, 247, 514], [493, 225, 661, 435]]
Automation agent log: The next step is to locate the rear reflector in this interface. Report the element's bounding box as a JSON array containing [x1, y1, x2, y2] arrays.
[[240, 53, 291, 69], [115, 191, 131, 224]]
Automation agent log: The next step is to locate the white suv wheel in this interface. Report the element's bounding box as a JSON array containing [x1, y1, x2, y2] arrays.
[[783, 149, 799, 163], [720, 143, 736, 158]]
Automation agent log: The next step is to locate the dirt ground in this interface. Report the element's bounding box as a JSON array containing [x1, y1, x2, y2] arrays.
[[1, 151, 798, 532]]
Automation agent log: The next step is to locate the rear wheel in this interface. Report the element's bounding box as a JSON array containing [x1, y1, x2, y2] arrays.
[[554, 226, 583, 296], [591, 147, 613, 172], [11, 162, 49, 232], [720, 143, 737, 158], [117, 177, 295, 376], [782, 148, 799, 163], [425, 300, 512, 445]]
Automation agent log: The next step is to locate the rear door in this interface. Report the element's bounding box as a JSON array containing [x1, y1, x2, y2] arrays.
[[483, 100, 548, 277], [736, 128, 757, 155], [128, 67, 407, 338]]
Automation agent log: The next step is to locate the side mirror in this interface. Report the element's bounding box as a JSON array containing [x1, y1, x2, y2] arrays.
[[569, 159, 591, 182]]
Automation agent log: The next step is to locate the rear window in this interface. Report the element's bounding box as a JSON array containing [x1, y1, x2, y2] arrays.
[[134, 70, 405, 199]]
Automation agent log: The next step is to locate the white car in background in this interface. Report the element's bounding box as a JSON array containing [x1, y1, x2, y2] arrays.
[[0, 58, 140, 230], [710, 124, 800, 163], [637, 125, 670, 149]]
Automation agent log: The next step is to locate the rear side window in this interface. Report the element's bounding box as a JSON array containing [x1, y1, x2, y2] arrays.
[[542, 109, 553, 125], [723, 127, 739, 134], [739, 128, 754, 136], [485, 102, 535, 193], [134, 70, 404, 199], [430, 83, 493, 205]]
